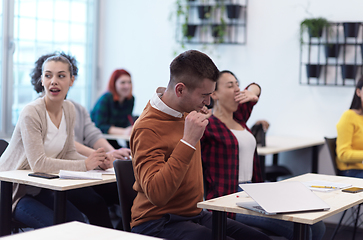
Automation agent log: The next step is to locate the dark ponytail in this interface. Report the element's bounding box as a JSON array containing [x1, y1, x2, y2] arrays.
[[350, 76, 363, 110]]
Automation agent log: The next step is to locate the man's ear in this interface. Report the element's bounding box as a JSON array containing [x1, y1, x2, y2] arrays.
[[175, 83, 186, 97]]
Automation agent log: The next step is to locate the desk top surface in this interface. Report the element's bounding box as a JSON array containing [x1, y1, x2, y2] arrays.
[[0, 170, 116, 191], [102, 134, 130, 141], [0, 221, 162, 240], [197, 173, 363, 225], [257, 135, 325, 155]]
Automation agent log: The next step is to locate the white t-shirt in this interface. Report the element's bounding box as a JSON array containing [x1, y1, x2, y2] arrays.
[[44, 110, 67, 158], [230, 129, 256, 183]]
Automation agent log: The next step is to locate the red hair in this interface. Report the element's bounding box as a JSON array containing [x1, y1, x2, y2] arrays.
[[107, 69, 133, 101]]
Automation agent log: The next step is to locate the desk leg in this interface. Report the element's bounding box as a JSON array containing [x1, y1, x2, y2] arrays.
[[54, 191, 66, 224], [259, 155, 266, 181], [293, 223, 308, 240], [312, 146, 318, 173], [0, 181, 12, 236], [212, 211, 227, 240]]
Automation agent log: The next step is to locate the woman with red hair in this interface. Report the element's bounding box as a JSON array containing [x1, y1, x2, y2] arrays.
[[91, 69, 134, 148]]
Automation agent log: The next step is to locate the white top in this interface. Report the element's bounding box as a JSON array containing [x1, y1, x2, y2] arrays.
[[44, 110, 67, 158], [230, 129, 256, 183]]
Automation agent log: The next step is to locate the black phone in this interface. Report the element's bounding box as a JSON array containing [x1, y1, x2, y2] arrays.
[[28, 172, 59, 179], [342, 187, 363, 193]]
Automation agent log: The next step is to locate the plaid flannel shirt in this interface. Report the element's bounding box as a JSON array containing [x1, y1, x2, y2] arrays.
[[201, 100, 263, 219]]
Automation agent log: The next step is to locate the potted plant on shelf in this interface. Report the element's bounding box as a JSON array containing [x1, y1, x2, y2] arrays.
[[210, 2, 227, 43], [343, 22, 361, 38], [324, 44, 340, 58], [198, 5, 211, 20], [306, 64, 321, 78], [226, 4, 242, 19], [300, 17, 330, 43], [174, 0, 198, 49], [183, 24, 197, 39], [341, 64, 358, 80]]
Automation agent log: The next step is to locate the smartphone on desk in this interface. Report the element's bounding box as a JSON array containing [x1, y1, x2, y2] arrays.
[[28, 172, 59, 179], [342, 187, 363, 193]]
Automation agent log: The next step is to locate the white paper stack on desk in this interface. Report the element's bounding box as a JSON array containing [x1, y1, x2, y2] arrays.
[[59, 170, 102, 180]]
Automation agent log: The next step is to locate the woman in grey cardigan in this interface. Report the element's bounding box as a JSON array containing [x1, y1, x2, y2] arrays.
[[0, 54, 111, 229]]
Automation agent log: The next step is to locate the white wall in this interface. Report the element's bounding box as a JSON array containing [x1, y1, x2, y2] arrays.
[[98, 0, 362, 137], [98, 0, 363, 225]]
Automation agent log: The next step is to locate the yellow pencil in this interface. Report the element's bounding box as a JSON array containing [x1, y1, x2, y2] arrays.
[[311, 185, 337, 189]]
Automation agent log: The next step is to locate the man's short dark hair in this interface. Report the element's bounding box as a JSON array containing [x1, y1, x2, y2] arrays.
[[169, 50, 220, 90]]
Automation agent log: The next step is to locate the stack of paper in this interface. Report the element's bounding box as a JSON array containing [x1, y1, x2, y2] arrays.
[[59, 170, 102, 180], [303, 180, 352, 192], [87, 168, 115, 175]]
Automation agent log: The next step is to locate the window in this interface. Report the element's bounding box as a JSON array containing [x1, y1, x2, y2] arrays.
[[0, 0, 98, 136]]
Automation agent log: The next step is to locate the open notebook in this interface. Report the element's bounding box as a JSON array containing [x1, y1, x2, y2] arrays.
[[236, 181, 330, 215]]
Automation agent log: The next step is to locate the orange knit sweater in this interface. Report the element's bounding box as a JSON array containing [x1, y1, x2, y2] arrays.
[[130, 102, 204, 228]]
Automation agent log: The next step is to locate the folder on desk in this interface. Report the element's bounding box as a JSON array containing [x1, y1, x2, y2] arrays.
[[236, 181, 330, 215]]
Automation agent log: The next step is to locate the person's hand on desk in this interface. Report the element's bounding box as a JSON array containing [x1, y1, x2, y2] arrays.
[[85, 148, 108, 170], [108, 148, 131, 160]]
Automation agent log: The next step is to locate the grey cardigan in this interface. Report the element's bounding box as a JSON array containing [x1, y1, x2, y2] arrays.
[[0, 97, 87, 210], [70, 100, 103, 148]]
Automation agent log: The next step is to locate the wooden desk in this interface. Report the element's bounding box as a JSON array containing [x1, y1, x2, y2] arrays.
[[197, 173, 363, 240], [0, 221, 162, 240], [257, 136, 325, 180], [102, 134, 130, 141], [0, 170, 116, 236]]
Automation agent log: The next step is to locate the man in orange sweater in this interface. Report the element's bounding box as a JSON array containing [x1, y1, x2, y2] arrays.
[[130, 50, 271, 240]]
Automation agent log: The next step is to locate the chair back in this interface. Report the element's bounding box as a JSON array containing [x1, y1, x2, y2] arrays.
[[0, 139, 9, 156], [251, 123, 266, 147], [113, 159, 137, 232], [324, 137, 339, 176]]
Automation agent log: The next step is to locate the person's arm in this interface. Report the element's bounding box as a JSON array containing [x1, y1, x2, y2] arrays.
[[233, 83, 261, 124], [108, 125, 132, 135], [92, 137, 131, 160], [247, 83, 261, 98], [107, 148, 131, 160], [336, 111, 363, 162], [75, 141, 95, 157]]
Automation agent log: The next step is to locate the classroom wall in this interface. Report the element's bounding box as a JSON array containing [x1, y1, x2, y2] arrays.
[[98, 0, 363, 225]]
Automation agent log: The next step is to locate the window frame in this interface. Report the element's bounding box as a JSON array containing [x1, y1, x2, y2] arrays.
[[0, 0, 99, 138]]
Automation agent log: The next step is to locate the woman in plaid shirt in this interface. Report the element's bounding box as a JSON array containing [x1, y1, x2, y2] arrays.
[[200, 70, 325, 240]]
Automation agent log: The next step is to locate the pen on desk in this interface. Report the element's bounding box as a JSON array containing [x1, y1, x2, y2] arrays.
[[310, 185, 337, 189]]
